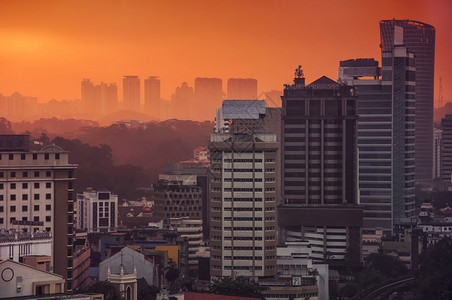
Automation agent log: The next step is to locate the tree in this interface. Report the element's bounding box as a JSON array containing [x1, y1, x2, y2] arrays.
[[339, 283, 358, 298], [138, 285, 161, 300], [165, 261, 180, 293], [209, 276, 269, 300], [418, 237, 452, 299], [87, 281, 121, 300]]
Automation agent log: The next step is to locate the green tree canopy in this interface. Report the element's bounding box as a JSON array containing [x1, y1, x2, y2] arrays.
[[418, 237, 452, 299], [87, 280, 121, 300], [209, 276, 268, 300]]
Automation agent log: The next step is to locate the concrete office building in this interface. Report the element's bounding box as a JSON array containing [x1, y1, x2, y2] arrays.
[[339, 26, 416, 233], [380, 19, 435, 181], [227, 78, 258, 100], [278, 67, 362, 265], [0, 135, 77, 292], [123, 76, 140, 112], [144, 76, 161, 118], [76, 188, 118, 233], [209, 100, 278, 281], [433, 126, 442, 180]]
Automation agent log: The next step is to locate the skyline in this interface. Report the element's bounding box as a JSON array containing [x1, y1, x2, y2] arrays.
[[0, 0, 451, 105]]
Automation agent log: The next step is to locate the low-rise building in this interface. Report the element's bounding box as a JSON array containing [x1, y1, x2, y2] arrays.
[[0, 231, 51, 263]]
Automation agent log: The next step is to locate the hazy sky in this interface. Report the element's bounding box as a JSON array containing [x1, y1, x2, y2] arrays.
[[0, 0, 451, 104]]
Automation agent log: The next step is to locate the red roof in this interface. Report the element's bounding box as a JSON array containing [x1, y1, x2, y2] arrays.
[[183, 292, 260, 300]]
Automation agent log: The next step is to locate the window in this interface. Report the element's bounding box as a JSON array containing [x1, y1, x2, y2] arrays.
[[21, 154, 26, 160], [34, 216, 39, 222], [0, 218, 3, 224], [34, 205, 39, 211], [10, 206, 16, 212], [9, 154, 14, 160], [22, 206, 28, 212], [22, 183, 28, 189], [22, 172, 28, 177], [34, 194, 39, 200], [45, 216, 51, 222], [0, 184, 3, 190], [10, 183, 16, 189], [0, 195, 3, 201], [34, 183, 40, 189], [34, 171, 39, 177], [46, 171, 51, 177], [44, 154, 49, 160], [45, 205, 51, 211], [46, 183, 51, 189], [46, 194, 51, 200], [55, 153, 60, 160], [0, 172, 3, 178], [0, 206, 3, 212], [22, 194, 28, 201], [33, 153, 38, 160], [10, 195, 16, 201], [10, 172, 16, 178]]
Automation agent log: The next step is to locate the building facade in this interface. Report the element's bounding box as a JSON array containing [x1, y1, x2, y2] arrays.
[[144, 76, 161, 118], [123, 76, 140, 112], [195, 78, 222, 121], [0, 135, 76, 291], [76, 189, 118, 233], [339, 26, 416, 233], [441, 115, 452, 182], [380, 19, 436, 181], [227, 78, 258, 100]]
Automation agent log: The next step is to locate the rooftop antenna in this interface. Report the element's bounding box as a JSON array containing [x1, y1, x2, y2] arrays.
[[294, 65, 304, 78]]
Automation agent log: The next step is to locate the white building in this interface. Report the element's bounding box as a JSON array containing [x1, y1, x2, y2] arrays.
[[76, 189, 118, 233], [0, 231, 51, 263], [0, 259, 65, 298]]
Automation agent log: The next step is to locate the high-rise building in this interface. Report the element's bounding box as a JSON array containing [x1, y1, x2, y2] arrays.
[[433, 126, 442, 180], [76, 188, 118, 233], [81, 79, 118, 116], [144, 76, 161, 118], [171, 82, 194, 120], [0, 135, 77, 292], [227, 78, 258, 100], [123, 76, 140, 112], [209, 100, 278, 281], [195, 78, 222, 121], [441, 115, 452, 182], [339, 26, 417, 234], [278, 68, 362, 265], [380, 19, 435, 181], [101, 82, 118, 115]]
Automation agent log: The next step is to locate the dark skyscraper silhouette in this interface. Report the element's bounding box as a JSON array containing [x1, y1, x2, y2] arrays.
[[380, 20, 435, 181], [144, 76, 161, 118], [123, 75, 140, 112]]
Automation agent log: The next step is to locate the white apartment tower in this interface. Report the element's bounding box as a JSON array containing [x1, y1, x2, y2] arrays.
[[76, 188, 118, 233]]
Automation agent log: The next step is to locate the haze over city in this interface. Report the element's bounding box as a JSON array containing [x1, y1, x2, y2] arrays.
[[0, 0, 451, 109]]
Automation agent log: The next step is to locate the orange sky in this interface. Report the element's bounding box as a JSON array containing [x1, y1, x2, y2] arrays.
[[0, 0, 451, 105]]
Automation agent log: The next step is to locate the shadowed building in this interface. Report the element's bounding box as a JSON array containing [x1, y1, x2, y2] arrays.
[[278, 67, 362, 265], [380, 19, 435, 181], [227, 78, 258, 100], [123, 76, 140, 112], [144, 76, 161, 118], [195, 78, 222, 121]]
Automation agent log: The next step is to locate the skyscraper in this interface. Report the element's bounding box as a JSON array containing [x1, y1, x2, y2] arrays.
[[144, 76, 161, 118], [171, 82, 194, 120], [227, 78, 258, 99], [278, 67, 362, 265], [194, 78, 222, 121], [380, 19, 435, 181], [0, 135, 77, 292], [123, 76, 140, 112], [101, 82, 118, 115], [441, 115, 452, 182], [339, 26, 416, 233], [209, 100, 278, 281], [81, 79, 118, 116]]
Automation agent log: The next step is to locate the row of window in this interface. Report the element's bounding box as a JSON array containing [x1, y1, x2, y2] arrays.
[[1, 204, 52, 212], [0, 193, 52, 201], [0, 182, 52, 189], [0, 171, 52, 178], [0, 215, 51, 224], [0, 153, 60, 161]]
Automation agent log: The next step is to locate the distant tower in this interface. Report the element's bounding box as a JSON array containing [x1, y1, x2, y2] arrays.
[[123, 76, 140, 112], [227, 78, 257, 99], [101, 82, 118, 114], [171, 82, 194, 120], [144, 76, 161, 118], [194, 78, 222, 121], [380, 19, 436, 181]]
